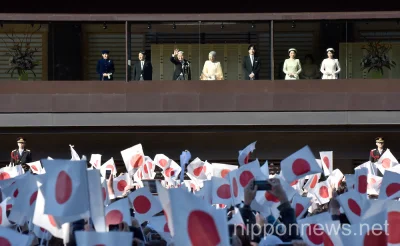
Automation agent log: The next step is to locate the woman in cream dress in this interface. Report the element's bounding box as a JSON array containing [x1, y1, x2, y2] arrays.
[[200, 51, 224, 80], [320, 48, 341, 79], [283, 48, 302, 80]]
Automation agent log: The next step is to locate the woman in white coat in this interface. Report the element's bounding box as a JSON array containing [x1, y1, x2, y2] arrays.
[[320, 48, 341, 79], [283, 48, 302, 80]]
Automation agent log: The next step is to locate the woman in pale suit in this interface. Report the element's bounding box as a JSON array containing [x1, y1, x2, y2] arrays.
[[200, 51, 224, 80], [283, 48, 302, 80], [320, 48, 341, 79]]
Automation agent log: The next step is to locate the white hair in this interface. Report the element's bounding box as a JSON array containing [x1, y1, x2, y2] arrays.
[[209, 51, 216, 57], [178, 51, 184, 55]]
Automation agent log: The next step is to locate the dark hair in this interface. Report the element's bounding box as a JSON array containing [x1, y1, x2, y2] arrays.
[[248, 44, 256, 51], [304, 54, 314, 63]]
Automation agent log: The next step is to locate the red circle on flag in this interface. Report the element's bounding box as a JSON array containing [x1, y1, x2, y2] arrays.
[[220, 169, 230, 178], [133, 195, 152, 214], [348, 198, 361, 216], [233, 178, 238, 197], [106, 164, 114, 173], [30, 190, 38, 206], [388, 211, 400, 244], [0, 206, 2, 224], [322, 232, 334, 246], [382, 158, 391, 169], [188, 210, 221, 246], [117, 180, 127, 192], [6, 204, 12, 211], [165, 168, 175, 177], [31, 165, 38, 171], [0, 237, 11, 246], [290, 180, 298, 186], [363, 230, 387, 246], [295, 203, 304, 217], [216, 184, 231, 199], [48, 215, 57, 227], [130, 154, 143, 169], [265, 191, 279, 202], [358, 175, 368, 194], [239, 171, 254, 187], [40, 227, 46, 232], [159, 159, 168, 168], [0, 172, 10, 180], [323, 156, 330, 169], [310, 175, 318, 189], [102, 187, 107, 202], [55, 171, 72, 204], [190, 183, 197, 191], [105, 210, 123, 226], [244, 153, 250, 164], [193, 166, 204, 176], [386, 183, 400, 198], [319, 186, 329, 198], [164, 222, 170, 233], [369, 178, 376, 184], [306, 224, 324, 245], [13, 189, 19, 198], [95, 244, 105, 246], [144, 162, 153, 174], [292, 158, 311, 176]]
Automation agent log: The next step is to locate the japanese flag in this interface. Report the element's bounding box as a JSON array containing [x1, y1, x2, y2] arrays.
[[154, 154, 171, 170], [327, 169, 344, 190], [148, 215, 172, 243], [355, 167, 368, 196], [127, 188, 162, 223], [309, 180, 331, 204], [238, 141, 256, 166], [101, 177, 110, 206], [90, 154, 102, 169], [69, 145, 80, 160], [280, 146, 322, 183], [367, 174, 382, 195], [303, 173, 321, 191], [0, 166, 19, 180], [194, 180, 213, 205], [121, 144, 145, 172], [105, 198, 131, 227], [113, 173, 131, 197], [41, 159, 90, 218], [297, 212, 343, 246], [27, 161, 43, 174], [337, 189, 365, 224], [0, 198, 12, 227], [100, 158, 117, 177], [75, 231, 133, 246], [187, 158, 208, 181], [319, 151, 333, 176], [236, 159, 263, 199], [377, 149, 398, 175], [378, 170, 400, 200], [211, 177, 232, 206], [162, 159, 182, 183], [141, 156, 156, 179], [211, 163, 238, 179], [227, 169, 241, 206], [8, 173, 38, 225], [156, 181, 175, 236], [291, 194, 312, 219], [87, 169, 106, 232], [386, 200, 400, 245], [168, 188, 229, 246], [0, 226, 32, 246]]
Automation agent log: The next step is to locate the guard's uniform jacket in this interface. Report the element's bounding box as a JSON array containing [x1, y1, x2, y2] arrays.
[[10, 149, 32, 171]]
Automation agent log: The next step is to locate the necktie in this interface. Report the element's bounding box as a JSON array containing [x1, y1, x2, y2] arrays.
[[251, 56, 254, 66], [141, 61, 144, 70]]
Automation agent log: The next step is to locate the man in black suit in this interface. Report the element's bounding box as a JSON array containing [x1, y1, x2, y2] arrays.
[[10, 137, 32, 171], [133, 51, 152, 81], [369, 137, 386, 163], [170, 49, 191, 80], [243, 45, 261, 80]]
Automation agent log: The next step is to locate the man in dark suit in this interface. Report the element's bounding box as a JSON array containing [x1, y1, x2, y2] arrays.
[[243, 45, 261, 80], [96, 50, 115, 81], [10, 137, 32, 171], [133, 51, 152, 81], [170, 49, 191, 80], [369, 137, 386, 163]]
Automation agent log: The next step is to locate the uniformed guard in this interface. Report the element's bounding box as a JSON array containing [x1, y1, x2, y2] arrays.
[[10, 137, 32, 171], [96, 50, 115, 81], [369, 137, 386, 163]]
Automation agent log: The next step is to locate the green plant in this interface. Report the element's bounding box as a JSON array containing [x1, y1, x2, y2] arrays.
[[1, 25, 41, 78], [360, 40, 396, 75]]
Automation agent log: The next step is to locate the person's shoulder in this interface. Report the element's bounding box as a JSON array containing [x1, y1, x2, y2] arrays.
[[26, 149, 31, 152], [370, 148, 377, 152], [11, 149, 17, 153]]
